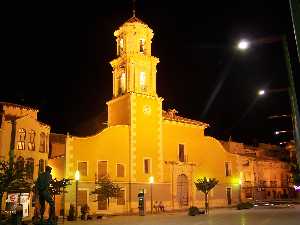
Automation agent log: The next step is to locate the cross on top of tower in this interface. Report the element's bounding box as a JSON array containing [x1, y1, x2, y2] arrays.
[[132, 0, 136, 17]]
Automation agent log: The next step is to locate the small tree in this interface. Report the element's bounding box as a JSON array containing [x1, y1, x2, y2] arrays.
[[48, 178, 72, 201], [194, 177, 218, 214], [91, 176, 122, 208], [0, 160, 33, 211], [0, 161, 10, 209], [290, 162, 300, 186]]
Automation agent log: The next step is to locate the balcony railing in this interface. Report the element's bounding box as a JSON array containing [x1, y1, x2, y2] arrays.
[[179, 155, 188, 163]]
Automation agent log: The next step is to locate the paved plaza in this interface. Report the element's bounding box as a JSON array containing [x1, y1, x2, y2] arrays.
[[60, 205, 300, 225]]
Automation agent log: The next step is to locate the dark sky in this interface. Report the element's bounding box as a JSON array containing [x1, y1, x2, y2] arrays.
[[1, 1, 299, 145]]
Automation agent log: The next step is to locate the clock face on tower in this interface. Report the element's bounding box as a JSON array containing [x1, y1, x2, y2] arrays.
[[143, 105, 151, 115]]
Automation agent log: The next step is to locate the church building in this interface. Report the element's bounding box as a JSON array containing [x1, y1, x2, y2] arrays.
[[49, 15, 241, 214]]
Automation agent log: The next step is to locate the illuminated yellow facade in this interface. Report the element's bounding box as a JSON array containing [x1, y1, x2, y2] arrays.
[[0, 102, 50, 217], [49, 16, 243, 214]]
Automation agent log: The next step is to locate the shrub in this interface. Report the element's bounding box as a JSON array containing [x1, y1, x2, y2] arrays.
[[237, 202, 254, 210], [188, 206, 200, 216]]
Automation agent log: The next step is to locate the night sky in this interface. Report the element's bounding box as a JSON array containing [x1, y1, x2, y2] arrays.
[[1, 1, 299, 145]]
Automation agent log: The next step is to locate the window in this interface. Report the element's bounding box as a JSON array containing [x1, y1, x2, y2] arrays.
[[26, 158, 34, 179], [262, 181, 267, 187], [117, 164, 125, 177], [179, 144, 185, 162], [16, 156, 25, 172], [98, 161, 107, 180], [45, 135, 49, 153], [119, 73, 126, 95], [225, 162, 232, 176], [39, 132, 46, 153], [270, 181, 277, 187], [139, 39, 145, 53], [245, 188, 252, 198], [242, 160, 249, 166], [117, 38, 124, 56], [117, 190, 125, 205], [78, 190, 88, 207], [144, 159, 151, 174], [120, 38, 124, 49], [17, 128, 26, 150], [39, 159, 44, 173], [140, 72, 147, 92], [78, 161, 88, 176], [28, 130, 35, 151]]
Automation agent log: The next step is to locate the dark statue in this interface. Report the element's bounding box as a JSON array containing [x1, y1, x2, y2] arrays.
[[36, 166, 56, 225]]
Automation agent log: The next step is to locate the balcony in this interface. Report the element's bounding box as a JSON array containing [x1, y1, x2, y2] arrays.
[[178, 154, 188, 163], [243, 181, 252, 187], [270, 181, 277, 188]]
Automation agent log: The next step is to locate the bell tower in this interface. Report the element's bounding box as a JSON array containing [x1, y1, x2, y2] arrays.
[[107, 15, 160, 126], [107, 15, 164, 184], [110, 17, 159, 99]]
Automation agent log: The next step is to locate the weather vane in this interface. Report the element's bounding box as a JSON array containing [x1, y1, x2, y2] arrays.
[[132, 0, 136, 17]]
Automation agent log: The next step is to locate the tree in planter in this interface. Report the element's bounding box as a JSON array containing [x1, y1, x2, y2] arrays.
[[91, 176, 122, 209], [194, 177, 218, 214]]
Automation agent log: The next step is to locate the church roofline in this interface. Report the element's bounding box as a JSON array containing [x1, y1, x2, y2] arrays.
[[116, 15, 153, 34], [162, 110, 209, 128], [0, 101, 39, 112], [125, 16, 146, 25]]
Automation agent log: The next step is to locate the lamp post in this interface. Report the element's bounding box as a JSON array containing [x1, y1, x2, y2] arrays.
[[239, 178, 242, 204], [75, 170, 80, 219], [149, 176, 154, 214]]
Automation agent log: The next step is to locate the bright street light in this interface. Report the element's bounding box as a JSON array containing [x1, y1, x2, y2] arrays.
[[258, 89, 265, 96], [75, 170, 80, 181], [237, 39, 250, 50], [149, 176, 154, 184], [274, 130, 289, 135]]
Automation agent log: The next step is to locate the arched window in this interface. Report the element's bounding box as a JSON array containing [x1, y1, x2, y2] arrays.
[[39, 132, 46, 153], [17, 128, 26, 150], [26, 158, 34, 179], [28, 130, 35, 151], [117, 38, 124, 56], [140, 72, 147, 92], [139, 39, 145, 53], [120, 73, 126, 94]]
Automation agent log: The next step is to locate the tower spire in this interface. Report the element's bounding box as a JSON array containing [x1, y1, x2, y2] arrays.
[[132, 0, 136, 17]]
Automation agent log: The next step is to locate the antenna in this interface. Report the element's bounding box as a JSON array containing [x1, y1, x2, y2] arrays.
[[132, 0, 136, 17]]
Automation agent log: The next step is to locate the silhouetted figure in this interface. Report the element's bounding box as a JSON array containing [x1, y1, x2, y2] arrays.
[[159, 201, 165, 212], [153, 201, 159, 213], [36, 166, 55, 224]]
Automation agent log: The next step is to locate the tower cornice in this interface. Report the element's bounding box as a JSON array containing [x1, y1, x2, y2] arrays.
[[110, 54, 159, 68]]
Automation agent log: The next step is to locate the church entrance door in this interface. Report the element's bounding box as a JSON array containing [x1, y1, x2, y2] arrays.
[[177, 174, 188, 207]]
